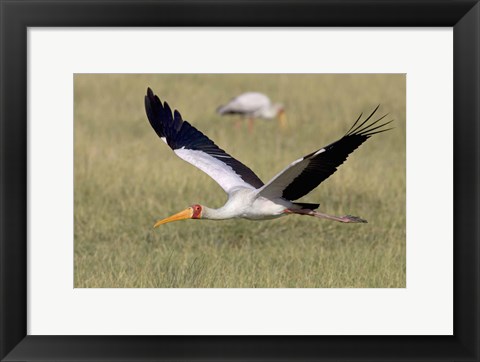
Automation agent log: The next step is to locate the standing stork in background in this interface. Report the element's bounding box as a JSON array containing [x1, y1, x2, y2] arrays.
[[145, 88, 392, 227], [217, 92, 286, 133]]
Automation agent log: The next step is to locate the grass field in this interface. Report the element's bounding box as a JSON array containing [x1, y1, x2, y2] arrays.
[[74, 74, 406, 288]]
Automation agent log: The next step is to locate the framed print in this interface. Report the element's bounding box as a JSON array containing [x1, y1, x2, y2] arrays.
[[30, 31, 441, 336], [1, 1, 479, 361]]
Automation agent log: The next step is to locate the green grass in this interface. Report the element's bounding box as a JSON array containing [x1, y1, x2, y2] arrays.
[[74, 74, 406, 288]]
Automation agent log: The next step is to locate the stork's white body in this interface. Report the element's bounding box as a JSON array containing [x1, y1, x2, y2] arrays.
[[204, 188, 291, 220], [217, 92, 283, 120]]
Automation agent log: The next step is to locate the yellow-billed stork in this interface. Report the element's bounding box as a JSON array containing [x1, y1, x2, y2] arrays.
[[145, 88, 392, 227], [217, 92, 286, 132]]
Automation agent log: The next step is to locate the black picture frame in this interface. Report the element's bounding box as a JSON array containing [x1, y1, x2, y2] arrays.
[[1, 1, 479, 361]]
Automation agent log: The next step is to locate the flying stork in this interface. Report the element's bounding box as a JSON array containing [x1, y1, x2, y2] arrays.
[[145, 88, 392, 227], [217, 92, 286, 132]]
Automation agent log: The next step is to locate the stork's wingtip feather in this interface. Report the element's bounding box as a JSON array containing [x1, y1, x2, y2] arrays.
[[173, 109, 183, 120], [146, 88, 161, 107], [145, 88, 152, 104]]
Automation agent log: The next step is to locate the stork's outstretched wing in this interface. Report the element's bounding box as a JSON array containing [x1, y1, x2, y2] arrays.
[[145, 88, 264, 193], [257, 106, 392, 201]]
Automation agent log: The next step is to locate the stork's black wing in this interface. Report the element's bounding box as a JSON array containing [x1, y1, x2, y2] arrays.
[[258, 106, 392, 201], [145, 88, 264, 193]]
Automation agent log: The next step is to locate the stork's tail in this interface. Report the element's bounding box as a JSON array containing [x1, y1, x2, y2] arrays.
[[216, 104, 230, 115], [217, 103, 245, 116], [292, 202, 320, 210]]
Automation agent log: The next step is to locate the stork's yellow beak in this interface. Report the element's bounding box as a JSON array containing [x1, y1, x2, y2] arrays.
[[278, 111, 287, 130], [153, 207, 193, 227]]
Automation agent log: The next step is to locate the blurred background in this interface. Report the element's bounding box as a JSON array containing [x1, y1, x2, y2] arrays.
[[74, 74, 405, 288]]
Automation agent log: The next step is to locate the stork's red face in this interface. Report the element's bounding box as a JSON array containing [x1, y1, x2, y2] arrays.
[[153, 204, 202, 227], [191, 204, 202, 219]]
